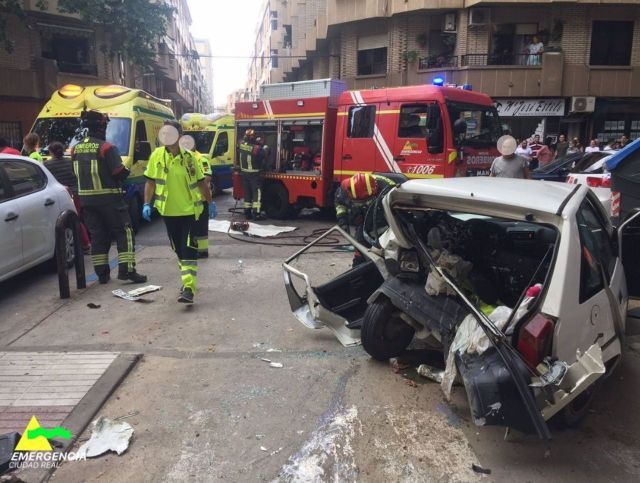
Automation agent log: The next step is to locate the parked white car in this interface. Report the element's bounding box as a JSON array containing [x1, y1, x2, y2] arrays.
[[566, 152, 616, 215], [0, 154, 76, 282], [284, 178, 640, 439]]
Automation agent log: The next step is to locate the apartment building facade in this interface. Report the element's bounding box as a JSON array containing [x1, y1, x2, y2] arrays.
[[252, 0, 640, 143], [0, 0, 207, 145], [195, 38, 214, 112]]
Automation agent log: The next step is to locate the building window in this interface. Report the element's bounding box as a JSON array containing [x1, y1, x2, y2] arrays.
[[590, 21, 634, 66], [357, 48, 387, 76], [40, 27, 96, 76], [347, 105, 376, 138], [283, 25, 292, 49], [270, 11, 278, 30], [271, 50, 278, 68]]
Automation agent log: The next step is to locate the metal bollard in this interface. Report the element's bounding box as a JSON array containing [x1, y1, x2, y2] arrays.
[[56, 210, 86, 299]]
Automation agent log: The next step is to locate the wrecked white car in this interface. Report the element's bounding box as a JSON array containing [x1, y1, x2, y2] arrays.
[[283, 178, 640, 440]]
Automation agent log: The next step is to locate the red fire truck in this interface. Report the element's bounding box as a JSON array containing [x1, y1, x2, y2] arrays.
[[233, 79, 502, 218]]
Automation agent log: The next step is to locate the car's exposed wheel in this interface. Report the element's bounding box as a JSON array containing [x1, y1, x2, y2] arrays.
[[52, 227, 75, 270], [263, 182, 294, 219], [553, 383, 598, 428], [361, 297, 415, 361]]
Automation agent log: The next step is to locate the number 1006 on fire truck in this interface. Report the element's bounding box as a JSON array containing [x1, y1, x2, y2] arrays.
[[233, 79, 503, 219]]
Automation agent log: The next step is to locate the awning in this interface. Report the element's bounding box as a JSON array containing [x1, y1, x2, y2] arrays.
[[606, 138, 640, 171]]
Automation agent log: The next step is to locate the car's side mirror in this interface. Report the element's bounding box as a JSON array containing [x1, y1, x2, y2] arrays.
[[134, 141, 151, 162]]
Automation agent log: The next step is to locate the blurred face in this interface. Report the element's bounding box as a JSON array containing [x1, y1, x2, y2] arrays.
[[572, 138, 579, 146], [534, 135, 540, 142], [559, 135, 565, 142], [521, 140, 527, 148], [533, 36, 539, 43], [590, 140, 597, 147]]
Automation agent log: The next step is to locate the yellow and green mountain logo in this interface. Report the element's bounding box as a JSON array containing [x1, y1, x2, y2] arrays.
[[14, 416, 71, 452]]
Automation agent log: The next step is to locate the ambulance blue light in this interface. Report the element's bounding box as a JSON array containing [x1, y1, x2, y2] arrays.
[[432, 77, 445, 86], [463, 84, 472, 91]]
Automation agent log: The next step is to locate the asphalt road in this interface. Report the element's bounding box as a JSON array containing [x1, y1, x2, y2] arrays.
[[2, 190, 640, 482]]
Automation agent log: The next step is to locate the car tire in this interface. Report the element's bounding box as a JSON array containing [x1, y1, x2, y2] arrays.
[[263, 182, 294, 219], [51, 227, 75, 270], [361, 297, 415, 361], [128, 195, 141, 233], [552, 383, 599, 429]]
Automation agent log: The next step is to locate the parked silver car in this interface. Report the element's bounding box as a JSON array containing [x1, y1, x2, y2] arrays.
[[0, 155, 76, 282], [283, 178, 640, 439]]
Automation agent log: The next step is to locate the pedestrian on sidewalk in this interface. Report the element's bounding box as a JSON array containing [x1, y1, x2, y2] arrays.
[[142, 121, 212, 304], [585, 139, 600, 153], [0, 136, 20, 155], [72, 110, 147, 284], [536, 137, 556, 167], [527, 134, 543, 170], [566, 137, 583, 155], [554, 134, 569, 158], [515, 139, 532, 160], [490, 135, 531, 179], [45, 141, 91, 251], [23, 133, 43, 162]]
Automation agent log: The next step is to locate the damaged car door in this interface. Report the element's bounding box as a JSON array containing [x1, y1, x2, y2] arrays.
[[282, 226, 387, 347]]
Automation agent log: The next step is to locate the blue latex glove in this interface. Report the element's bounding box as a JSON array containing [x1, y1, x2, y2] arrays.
[[208, 201, 218, 219], [142, 203, 152, 222]]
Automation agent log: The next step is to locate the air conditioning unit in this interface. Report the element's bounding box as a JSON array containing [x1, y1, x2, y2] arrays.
[[469, 8, 490, 27], [570, 96, 596, 113], [443, 13, 456, 33]]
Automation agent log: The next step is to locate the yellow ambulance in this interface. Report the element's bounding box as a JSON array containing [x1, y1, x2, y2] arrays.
[[180, 113, 235, 194], [30, 84, 175, 228]]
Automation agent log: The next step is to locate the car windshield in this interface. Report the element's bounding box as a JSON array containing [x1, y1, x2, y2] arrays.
[[190, 131, 215, 154], [446, 102, 502, 148], [572, 152, 610, 173], [535, 152, 582, 173], [31, 117, 132, 155]]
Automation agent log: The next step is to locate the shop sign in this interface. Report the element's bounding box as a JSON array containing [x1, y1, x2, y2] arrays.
[[493, 98, 566, 117]]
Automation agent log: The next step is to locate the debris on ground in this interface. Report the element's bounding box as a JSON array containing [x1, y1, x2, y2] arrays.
[[417, 364, 445, 383], [260, 358, 271, 363], [208, 345, 216, 352], [112, 285, 162, 301], [389, 357, 412, 374], [87, 303, 101, 309], [269, 362, 283, 368], [266, 348, 282, 353], [74, 417, 134, 459], [404, 379, 418, 388], [471, 463, 491, 475], [209, 219, 297, 237], [260, 446, 268, 452]]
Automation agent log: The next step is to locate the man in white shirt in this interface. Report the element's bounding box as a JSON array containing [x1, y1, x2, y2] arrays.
[[585, 139, 601, 153], [515, 140, 532, 160]]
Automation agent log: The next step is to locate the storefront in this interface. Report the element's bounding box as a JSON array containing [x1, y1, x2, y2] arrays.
[[591, 98, 640, 144], [493, 98, 567, 143]]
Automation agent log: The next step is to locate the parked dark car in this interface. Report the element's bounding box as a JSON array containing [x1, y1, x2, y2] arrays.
[[532, 151, 610, 182]]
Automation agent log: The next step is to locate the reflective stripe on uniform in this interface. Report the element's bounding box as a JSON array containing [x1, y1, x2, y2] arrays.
[[90, 159, 103, 191], [79, 188, 122, 195]]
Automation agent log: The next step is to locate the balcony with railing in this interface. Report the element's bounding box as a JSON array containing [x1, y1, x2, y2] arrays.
[[418, 53, 542, 70]]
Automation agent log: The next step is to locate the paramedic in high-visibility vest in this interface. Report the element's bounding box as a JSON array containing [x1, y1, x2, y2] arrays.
[[238, 129, 267, 220], [335, 172, 396, 266], [142, 121, 212, 304], [72, 109, 147, 284]]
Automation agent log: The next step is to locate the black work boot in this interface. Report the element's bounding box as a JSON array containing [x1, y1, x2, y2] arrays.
[[118, 271, 148, 283], [253, 210, 265, 221], [98, 273, 110, 284], [178, 287, 194, 304], [244, 208, 253, 220]]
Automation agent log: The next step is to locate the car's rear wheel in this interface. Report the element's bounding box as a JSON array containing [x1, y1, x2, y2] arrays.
[[361, 297, 415, 361], [553, 383, 598, 428]]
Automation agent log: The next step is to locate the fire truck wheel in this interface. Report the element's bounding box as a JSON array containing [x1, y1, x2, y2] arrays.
[[263, 183, 293, 219]]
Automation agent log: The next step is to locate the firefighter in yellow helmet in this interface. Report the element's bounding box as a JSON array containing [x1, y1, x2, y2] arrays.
[[238, 128, 267, 220], [142, 121, 212, 304], [335, 172, 395, 266]]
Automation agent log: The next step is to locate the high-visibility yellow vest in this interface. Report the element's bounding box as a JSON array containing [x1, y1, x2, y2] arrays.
[[145, 147, 204, 218]]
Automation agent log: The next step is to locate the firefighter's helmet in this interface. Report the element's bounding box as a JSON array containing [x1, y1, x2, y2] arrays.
[[342, 173, 377, 201], [244, 129, 255, 141], [80, 109, 109, 132]]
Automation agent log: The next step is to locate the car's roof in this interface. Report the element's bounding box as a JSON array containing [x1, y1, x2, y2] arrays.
[[392, 178, 577, 215], [0, 154, 38, 163]]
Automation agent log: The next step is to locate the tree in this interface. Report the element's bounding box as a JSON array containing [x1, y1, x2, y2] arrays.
[[0, 0, 46, 53], [1, 0, 174, 67]]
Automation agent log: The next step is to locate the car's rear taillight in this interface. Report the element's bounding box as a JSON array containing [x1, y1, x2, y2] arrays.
[[517, 314, 554, 368], [586, 176, 611, 188]]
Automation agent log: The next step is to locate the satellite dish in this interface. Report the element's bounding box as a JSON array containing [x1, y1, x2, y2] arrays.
[[158, 125, 180, 146], [179, 135, 195, 151], [497, 135, 517, 156]]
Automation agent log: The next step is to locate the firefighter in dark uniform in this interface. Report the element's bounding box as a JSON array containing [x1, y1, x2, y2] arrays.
[[72, 110, 147, 284], [238, 129, 266, 220], [335, 172, 396, 266]]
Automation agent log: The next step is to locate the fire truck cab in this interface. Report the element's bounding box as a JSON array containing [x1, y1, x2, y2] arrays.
[[234, 79, 502, 219]]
